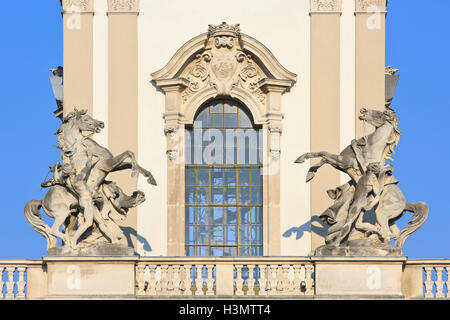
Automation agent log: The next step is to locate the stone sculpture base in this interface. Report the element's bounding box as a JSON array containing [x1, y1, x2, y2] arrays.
[[314, 239, 403, 257], [47, 243, 135, 257], [314, 256, 406, 299]]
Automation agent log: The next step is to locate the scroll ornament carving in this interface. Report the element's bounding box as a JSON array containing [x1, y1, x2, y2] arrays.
[[181, 23, 265, 104], [311, 0, 341, 12], [62, 0, 93, 12], [107, 0, 139, 12], [356, 0, 386, 12]]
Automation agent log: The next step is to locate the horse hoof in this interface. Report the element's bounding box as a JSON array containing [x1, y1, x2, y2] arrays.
[[294, 156, 305, 164], [305, 172, 315, 183]]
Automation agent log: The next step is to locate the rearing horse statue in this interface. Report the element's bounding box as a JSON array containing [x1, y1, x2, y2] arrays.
[[295, 107, 401, 183], [25, 109, 156, 250]]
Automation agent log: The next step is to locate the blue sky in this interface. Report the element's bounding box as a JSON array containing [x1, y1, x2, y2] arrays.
[[0, 1, 448, 260]]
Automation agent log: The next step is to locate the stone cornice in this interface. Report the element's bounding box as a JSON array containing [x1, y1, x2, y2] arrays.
[[107, 0, 140, 14], [61, 0, 94, 13], [310, 0, 342, 14], [355, 0, 387, 14]]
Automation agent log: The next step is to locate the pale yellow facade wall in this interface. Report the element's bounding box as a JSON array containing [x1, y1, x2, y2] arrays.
[[136, 0, 312, 256], [62, 0, 387, 257]]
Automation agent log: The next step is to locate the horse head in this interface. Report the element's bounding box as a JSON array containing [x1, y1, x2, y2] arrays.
[[63, 108, 105, 137], [359, 107, 397, 128]]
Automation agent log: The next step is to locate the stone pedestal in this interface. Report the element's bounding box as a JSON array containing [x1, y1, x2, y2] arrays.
[[47, 243, 135, 257], [44, 256, 138, 299], [314, 257, 407, 299]]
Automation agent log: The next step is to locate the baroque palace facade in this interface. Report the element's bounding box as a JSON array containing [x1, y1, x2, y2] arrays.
[[1, 0, 448, 300]]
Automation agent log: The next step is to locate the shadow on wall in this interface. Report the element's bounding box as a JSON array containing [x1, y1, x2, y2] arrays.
[[120, 227, 152, 252], [282, 216, 328, 240]]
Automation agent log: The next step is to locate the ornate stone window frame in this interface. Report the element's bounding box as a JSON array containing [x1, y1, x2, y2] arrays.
[[152, 23, 297, 256]]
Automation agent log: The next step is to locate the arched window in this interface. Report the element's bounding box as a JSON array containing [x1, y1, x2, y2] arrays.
[[185, 99, 263, 256]]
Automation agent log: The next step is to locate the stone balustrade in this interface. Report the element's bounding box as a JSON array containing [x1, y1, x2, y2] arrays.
[[0, 258, 449, 299], [135, 257, 315, 298], [403, 260, 449, 299], [0, 261, 43, 299]]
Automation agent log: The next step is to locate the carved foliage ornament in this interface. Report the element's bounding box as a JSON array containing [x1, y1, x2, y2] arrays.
[[62, 0, 93, 12], [181, 22, 265, 104], [107, 0, 139, 13], [356, 0, 387, 12], [310, 0, 342, 12]]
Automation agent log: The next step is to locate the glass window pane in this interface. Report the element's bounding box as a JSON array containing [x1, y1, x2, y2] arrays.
[[193, 147, 203, 164], [239, 246, 251, 256], [212, 168, 223, 186], [197, 226, 209, 245], [251, 246, 263, 256], [225, 226, 237, 245], [211, 226, 223, 245], [238, 168, 251, 186], [252, 226, 263, 245], [224, 102, 237, 113], [224, 114, 238, 128], [197, 246, 208, 257], [251, 168, 262, 186], [210, 207, 223, 225], [239, 187, 251, 205], [224, 247, 237, 257], [198, 207, 209, 225], [193, 129, 204, 147], [253, 207, 263, 224], [225, 207, 237, 224], [185, 187, 196, 204], [224, 169, 236, 186], [194, 108, 209, 127], [224, 188, 237, 204], [240, 207, 252, 224], [196, 187, 209, 205], [185, 167, 196, 186], [211, 247, 224, 256], [239, 226, 252, 245], [197, 168, 209, 185], [185, 246, 195, 256], [210, 101, 223, 113], [185, 207, 196, 224], [238, 109, 252, 128], [210, 114, 223, 128], [251, 188, 263, 205], [185, 226, 196, 245], [211, 187, 223, 204]]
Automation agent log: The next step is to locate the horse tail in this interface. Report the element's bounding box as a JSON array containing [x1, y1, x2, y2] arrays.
[[24, 200, 57, 249], [394, 201, 429, 250]]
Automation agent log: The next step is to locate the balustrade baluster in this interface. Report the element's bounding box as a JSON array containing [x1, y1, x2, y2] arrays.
[[16, 267, 26, 299], [0, 267, 5, 299], [424, 266, 434, 298], [445, 267, 449, 298], [305, 264, 314, 296], [435, 267, 445, 298], [269, 265, 278, 296], [147, 265, 157, 295], [194, 265, 204, 296], [205, 265, 215, 296], [160, 265, 169, 295], [258, 265, 268, 296], [136, 265, 146, 296], [181, 265, 193, 296], [5, 267, 15, 299], [172, 265, 181, 296], [247, 264, 256, 296], [235, 265, 244, 296], [292, 265, 302, 295]]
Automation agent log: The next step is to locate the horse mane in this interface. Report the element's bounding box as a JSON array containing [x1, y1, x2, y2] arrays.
[[383, 113, 401, 161]]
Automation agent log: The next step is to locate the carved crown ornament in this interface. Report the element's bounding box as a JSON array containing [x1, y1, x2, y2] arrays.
[[61, 0, 94, 12], [151, 22, 297, 127], [310, 0, 342, 13], [355, 0, 387, 13], [107, 0, 140, 13]]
